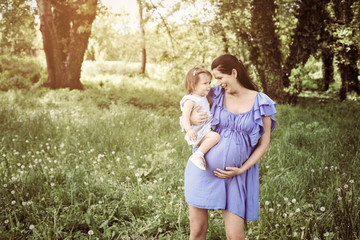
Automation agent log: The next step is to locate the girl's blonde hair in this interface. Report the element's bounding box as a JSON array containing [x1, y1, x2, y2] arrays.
[[184, 67, 212, 94]]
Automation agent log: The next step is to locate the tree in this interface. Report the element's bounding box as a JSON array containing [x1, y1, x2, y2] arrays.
[[36, 0, 98, 89], [212, 0, 286, 102], [281, 0, 332, 102], [0, 0, 37, 55], [137, 0, 146, 74], [249, 0, 285, 102], [331, 0, 360, 100]]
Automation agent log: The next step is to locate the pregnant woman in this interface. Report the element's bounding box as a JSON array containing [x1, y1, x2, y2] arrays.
[[185, 54, 277, 240]]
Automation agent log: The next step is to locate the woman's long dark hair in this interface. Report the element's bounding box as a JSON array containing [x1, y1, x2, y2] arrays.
[[211, 54, 259, 91]]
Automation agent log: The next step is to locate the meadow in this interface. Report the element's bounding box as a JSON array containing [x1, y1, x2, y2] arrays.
[[0, 61, 359, 239]]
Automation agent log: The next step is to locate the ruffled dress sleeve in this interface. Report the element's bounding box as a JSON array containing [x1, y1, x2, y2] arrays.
[[249, 92, 277, 147], [209, 86, 224, 130]]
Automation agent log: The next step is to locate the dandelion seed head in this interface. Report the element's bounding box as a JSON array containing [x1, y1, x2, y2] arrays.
[[88, 230, 94, 235], [29, 224, 35, 230], [292, 199, 296, 203], [265, 201, 270, 205], [320, 207, 325, 212]]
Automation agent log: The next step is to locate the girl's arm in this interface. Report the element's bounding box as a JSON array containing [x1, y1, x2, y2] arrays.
[[214, 116, 272, 178], [182, 100, 198, 141]]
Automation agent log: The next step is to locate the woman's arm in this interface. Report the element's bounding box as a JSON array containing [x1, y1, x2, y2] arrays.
[[189, 106, 208, 125], [214, 116, 272, 178]]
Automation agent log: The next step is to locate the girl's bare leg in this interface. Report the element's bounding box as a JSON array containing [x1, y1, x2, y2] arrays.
[[189, 205, 208, 240], [198, 131, 220, 154]]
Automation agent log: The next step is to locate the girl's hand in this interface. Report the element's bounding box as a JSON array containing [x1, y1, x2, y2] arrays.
[[214, 167, 243, 178], [187, 129, 198, 141], [190, 106, 207, 125]]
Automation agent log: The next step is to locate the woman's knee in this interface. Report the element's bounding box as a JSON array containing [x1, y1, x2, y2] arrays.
[[189, 206, 208, 239], [225, 231, 245, 240], [190, 220, 208, 238]]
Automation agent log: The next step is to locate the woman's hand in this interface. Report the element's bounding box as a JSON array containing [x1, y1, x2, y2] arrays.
[[214, 167, 243, 178], [190, 106, 207, 125]]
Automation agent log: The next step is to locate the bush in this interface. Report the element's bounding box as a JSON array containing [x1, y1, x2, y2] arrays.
[[0, 55, 45, 91]]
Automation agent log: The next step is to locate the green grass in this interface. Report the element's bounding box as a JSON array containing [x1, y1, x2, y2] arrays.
[[0, 62, 359, 239]]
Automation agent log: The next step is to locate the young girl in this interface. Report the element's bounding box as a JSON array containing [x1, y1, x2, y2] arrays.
[[180, 67, 220, 170]]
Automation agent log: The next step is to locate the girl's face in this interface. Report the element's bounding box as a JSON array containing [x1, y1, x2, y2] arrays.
[[192, 74, 212, 97], [212, 68, 239, 93]]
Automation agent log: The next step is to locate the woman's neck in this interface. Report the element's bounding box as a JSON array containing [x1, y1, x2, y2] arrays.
[[227, 84, 248, 97]]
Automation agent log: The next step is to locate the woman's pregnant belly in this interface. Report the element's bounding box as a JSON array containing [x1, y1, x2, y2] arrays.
[[205, 130, 252, 171]]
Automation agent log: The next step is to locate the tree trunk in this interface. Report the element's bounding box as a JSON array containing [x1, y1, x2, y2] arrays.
[[138, 0, 146, 74], [37, 0, 97, 89], [334, 0, 360, 100], [36, 0, 66, 89], [321, 48, 334, 91], [250, 0, 285, 102], [66, 0, 97, 89]]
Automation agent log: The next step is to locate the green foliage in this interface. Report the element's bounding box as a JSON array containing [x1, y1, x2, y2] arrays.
[[0, 0, 37, 55], [0, 62, 359, 239], [0, 55, 46, 91]]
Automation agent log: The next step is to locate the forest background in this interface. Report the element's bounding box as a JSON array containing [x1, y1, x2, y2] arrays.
[[0, 0, 359, 239]]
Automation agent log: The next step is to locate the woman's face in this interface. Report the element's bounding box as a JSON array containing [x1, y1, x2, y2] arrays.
[[212, 68, 239, 93]]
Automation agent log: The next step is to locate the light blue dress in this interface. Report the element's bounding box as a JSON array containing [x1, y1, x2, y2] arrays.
[[184, 86, 277, 221]]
